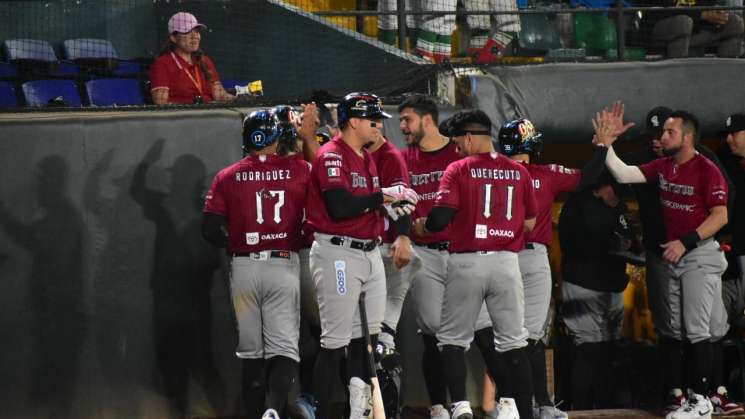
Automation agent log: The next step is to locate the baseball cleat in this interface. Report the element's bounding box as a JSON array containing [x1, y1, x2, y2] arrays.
[[294, 393, 316, 419], [537, 404, 568, 419], [261, 408, 281, 419], [349, 377, 372, 419], [450, 401, 473, 419], [430, 403, 450, 419], [666, 392, 713, 419], [710, 386, 744, 415], [494, 398, 519, 419]]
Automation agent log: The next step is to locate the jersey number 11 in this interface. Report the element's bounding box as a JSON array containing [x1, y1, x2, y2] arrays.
[[482, 184, 514, 220]]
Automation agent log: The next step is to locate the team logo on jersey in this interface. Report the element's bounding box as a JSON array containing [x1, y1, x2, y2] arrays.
[[246, 232, 259, 245], [475, 224, 487, 239], [727, 116, 732, 127], [328, 167, 340, 177], [335, 260, 347, 295]]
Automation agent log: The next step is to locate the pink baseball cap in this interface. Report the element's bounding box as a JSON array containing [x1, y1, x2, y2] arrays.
[[168, 12, 207, 34]]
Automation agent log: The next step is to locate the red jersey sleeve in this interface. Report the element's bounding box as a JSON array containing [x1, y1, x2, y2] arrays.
[[546, 164, 581, 194], [314, 149, 352, 191], [434, 161, 461, 209], [148, 55, 170, 91], [702, 164, 729, 209], [203, 171, 227, 215]]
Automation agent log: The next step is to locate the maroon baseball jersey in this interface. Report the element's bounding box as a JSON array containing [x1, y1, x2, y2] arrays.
[[371, 140, 410, 244], [435, 152, 537, 253], [524, 163, 581, 246], [639, 153, 728, 242], [306, 136, 383, 240], [203, 153, 311, 253], [404, 142, 460, 244]]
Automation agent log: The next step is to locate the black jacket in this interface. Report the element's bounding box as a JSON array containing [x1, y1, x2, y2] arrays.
[[559, 190, 633, 293]]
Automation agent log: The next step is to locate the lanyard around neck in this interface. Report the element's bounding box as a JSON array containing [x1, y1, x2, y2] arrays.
[[171, 52, 204, 96]]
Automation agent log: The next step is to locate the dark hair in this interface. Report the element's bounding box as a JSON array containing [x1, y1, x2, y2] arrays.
[[669, 110, 699, 141], [158, 35, 213, 83], [448, 109, 492, 134], [398, 94, 439, 124]]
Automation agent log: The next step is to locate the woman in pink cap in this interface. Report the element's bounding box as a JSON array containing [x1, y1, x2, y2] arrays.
[[149, 12, 234, 105]]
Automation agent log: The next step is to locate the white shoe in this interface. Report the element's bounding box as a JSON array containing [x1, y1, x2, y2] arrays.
[[450, 401, 473, 419], [495, 398, 519, 419], [262, 408, 280, 419], [666, 392, 713, 419], [537, 405, 568, 419], [430, 404, 451, 419], [349, 377, 372, 419]]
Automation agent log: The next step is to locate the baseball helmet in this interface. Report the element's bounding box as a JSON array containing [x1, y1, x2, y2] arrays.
[[242, 108, 297, 152], [337, 92, 391, 127], [498, 118, 543, 156]]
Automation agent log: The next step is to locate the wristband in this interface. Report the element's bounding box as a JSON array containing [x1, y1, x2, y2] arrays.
[[680, 231, 701, 251]]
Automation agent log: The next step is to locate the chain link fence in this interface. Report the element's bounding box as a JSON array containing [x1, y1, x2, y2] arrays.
[[0, 0, 742, 110]]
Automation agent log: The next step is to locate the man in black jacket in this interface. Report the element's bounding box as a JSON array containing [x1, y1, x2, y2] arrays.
[[558, 171, 636, 410]]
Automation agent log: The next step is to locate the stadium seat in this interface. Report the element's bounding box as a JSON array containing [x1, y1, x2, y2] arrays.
[[112, 60, 143, 76], [22, 80, 82, 107], [85, 79, 144, 106], [0, 62, 18, 79], [518, 14, 562, 53], [0, 81, 18, 107], [3, 39, 57, 62], [62, 38, 118, 60]]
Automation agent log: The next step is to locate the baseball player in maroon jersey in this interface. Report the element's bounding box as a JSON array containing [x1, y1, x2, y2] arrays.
[[202, 107, 311, 419], [399, 95, 461, 419], [307, 92, 417, 419], [367, 127, 418, 417], [494, 118, 610, 419], [414, 110, 538, 419], [595, 105, 729, 418]]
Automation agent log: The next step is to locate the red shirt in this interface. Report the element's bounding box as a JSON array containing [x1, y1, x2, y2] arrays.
[[403, 142, 460, 245], [203, 154, 311, 253], [307, 136, 383, 240], [524, 163, 581, 246], [435, 152, 537, 253], [371, 140, 410, 243], [149, 52, 220, 104], [639, 153, 728, 242]]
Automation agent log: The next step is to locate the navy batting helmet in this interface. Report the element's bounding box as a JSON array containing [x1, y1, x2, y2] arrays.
[[242, 108, 296, 152], [498, 118, 543, 157], [337, 92, 391, 128]]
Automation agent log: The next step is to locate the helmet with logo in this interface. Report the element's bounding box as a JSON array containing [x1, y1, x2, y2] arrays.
[[498, 118, 543, 157], [242, 108, 297, 153], [337, 92, 391, 128]]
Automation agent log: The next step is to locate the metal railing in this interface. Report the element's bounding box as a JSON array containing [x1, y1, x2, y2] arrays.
[[311, 1, 745, 61]]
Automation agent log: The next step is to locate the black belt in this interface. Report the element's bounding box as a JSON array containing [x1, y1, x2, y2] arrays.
[[330, 236, 378, 252], [525, 243, 535, 250], [417, 241, 449, 251], [233, 250, 292, 260]]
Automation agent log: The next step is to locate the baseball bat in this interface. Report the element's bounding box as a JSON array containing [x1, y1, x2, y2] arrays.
[[358, 291, 386, 419]]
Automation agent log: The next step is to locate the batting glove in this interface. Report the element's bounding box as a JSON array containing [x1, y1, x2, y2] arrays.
[[383, 203, 400, 221], [381, 185, 419, 204]]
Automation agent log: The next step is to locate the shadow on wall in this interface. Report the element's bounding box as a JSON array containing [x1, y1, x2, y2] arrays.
[[130, 139, 226, 418], [0, 155, 87, 419]]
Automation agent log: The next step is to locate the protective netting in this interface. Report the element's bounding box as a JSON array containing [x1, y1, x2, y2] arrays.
[[0, 0, 742, 109]]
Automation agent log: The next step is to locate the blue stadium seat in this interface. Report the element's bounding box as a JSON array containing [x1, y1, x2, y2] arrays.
[[0, 62, 18, 78], [85, 79, 144, 106], [49, 61, 81, 77], [22, 80, 82, 107], [0, 81, 18, 107], [112, 60, 143, 76], [62, 38, 118, 60], [3, 39, 57, 62]]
